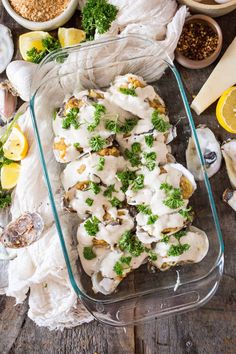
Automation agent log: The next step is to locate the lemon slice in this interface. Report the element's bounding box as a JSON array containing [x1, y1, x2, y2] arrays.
[[1, 162, 21, 189], [58, 28, 86, 48], [216, 86, 236, 133], [3, 126, 28, 161], [19, 31, 50, 61]]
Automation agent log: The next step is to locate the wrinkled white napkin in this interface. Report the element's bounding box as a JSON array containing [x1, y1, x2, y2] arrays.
[[0, 0, 187, 330]]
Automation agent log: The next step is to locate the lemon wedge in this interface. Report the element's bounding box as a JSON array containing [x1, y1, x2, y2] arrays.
[[3, 126, 28, 161], [58, 28, 86, 48], [1, 162, 21, 189], [216, 87, 236, 133], [19, 31, 50, 61]]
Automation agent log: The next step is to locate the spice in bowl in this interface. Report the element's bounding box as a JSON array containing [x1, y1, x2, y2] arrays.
[[9, 0, 70, 22], [177, 22, 218, 61], [175, 15, 223, 69]]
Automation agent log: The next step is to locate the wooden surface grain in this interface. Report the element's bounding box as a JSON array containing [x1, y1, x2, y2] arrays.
[[0, 4, 236, 354]]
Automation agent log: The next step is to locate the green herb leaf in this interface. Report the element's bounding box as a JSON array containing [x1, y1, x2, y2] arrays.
[[84, 216, 100, 236], [120, 118, 138, 134], [136, 204, 152, 215], [119, 231, 145, 257], [85, 198, 94, 206], [97, 157, 105, 171], [73, 142, 81, 149], [110, 197, 122, 208], [116, 170, 136, 192], [143, 151, 156, 171], [103, 184, 116, 198], [145, 135, 154, 148], [168, 243, 190, 257], [147, 215, 158, 225], [148, 251, 157, 261], [26, 36, 60, 64], [87, 103, 106, 132], [89, 182, 101, 195], [89, 135, 106, 152], [160, 183, 184, 210], [124, 148, 141, 167], [113, 261, 123, 276], [162, 235, 170, 244], [120, 256, 132, 265], [83, 246, 96, 260], [119, 87, 137, 96], [105, 119, 120, 133], [132, 174, 144, 191], [151, 110, 170, 133], [62, 108, 80, 129], [173, 229, 187, 241], [131, 142, 141, 154], [179, 207, 193, 221], [82, 0, 118, 40], [0, 192, 11, 209]]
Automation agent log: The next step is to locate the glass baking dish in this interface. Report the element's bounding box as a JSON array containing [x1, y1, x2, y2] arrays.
[[29, 35, 224, 326]]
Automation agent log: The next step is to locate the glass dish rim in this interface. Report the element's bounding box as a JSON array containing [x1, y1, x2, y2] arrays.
[[29, 34, 224, 306]]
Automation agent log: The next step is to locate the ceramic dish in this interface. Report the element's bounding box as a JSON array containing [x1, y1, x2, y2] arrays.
[[175, 15, 223, 69], [178, 0, 236, 17], [29, 35, 224, 326], [2, 0, 78, 31]]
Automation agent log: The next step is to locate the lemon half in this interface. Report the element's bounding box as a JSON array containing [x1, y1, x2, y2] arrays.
[[1, 163, 21, 190], [216, 86, 236, 133], [19, 31, 50, 61], [3, 126, 28, 161], [58, 28, 86, 48]]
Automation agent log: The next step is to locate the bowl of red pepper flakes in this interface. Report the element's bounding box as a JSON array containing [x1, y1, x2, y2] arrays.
[[175, 14, 223, 69]]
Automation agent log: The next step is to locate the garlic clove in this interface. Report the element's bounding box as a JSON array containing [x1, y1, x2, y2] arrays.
[[6, 60, 37, 102], [0, 83, 17, 122]]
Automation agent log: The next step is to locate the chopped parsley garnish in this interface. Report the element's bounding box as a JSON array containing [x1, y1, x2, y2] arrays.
[[119, 87, 137, 96], [85, 198, 94, 206], [89, 181, 101, 195], [147, 215, 158, 225], [113, 261, 123, 276], [116, 170, 136, 192], [168, 243, 190, 257], [87, 103, 106, 132], [137, 204, 152, 215], [151, 110, 170, 133], [110, 197, 122, 208], [162, 235, 170, 244], [62, 108, 80, 129], [145, 135, 154, 148], [97, 157, 105, 171], [84, 216, 100, 236], [132, 174, 144, 191], [131, 142, 141, 154], [105, 117, 138, 134], [148, 251, 157, 262], [82, 0, 118, 40], [124, 148, 141, 167], [143, 152, 156, 171], [83, 246, 96, 260], [26, 36, 61, 64], [73, 142, 81, 149], [173, 229, 187, 241], [160, 183, 184, 209], [89, 135, 106, 152], [0, 192, 11, 209], [179, 207, 193, 221], [120, 256, 132, 265], [119, 231, 145, 257], [103, 184, 116, 198]]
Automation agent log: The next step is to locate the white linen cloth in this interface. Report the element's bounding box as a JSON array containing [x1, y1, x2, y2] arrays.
[[0, 0, 187, 329]]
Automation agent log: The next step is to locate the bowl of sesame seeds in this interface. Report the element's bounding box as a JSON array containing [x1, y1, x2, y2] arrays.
[[175, 14, 223, 69], [2, 0, 78, 31]]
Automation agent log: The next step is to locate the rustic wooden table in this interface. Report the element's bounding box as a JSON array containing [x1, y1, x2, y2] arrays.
[[0, 4, 236, 354]]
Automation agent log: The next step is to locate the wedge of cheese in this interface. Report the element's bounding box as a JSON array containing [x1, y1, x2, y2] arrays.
[[191, 37, 236, 115]]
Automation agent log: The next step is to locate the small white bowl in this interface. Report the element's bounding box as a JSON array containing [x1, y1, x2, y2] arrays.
[[2, 0, 78, 31]]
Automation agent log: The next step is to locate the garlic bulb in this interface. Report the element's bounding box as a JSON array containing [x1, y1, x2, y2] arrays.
[[6, 61, 37, 102], [0, 81, 17, 122], [0, 25, 14, 74]]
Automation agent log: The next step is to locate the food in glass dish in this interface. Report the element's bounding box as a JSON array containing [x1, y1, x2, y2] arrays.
[[52, 74, 209, 295]]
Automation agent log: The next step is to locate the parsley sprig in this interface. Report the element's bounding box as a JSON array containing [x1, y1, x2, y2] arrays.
[[151, 110, 170, 133], [103, 184, 116, 198], [113, 256, 132, 276], [84, 216, 100, 236], [89, 135, 106, 152], [105, 117, 138, 134], [97, 157, 105, 171], [145, 135, 154, 148], [62, 108, 80, 129], [143, 152, 156, 171], [26, 36, 61, 64], [168, 243, 190, 257], [160, 183, 184, 209], [83, 246, 96, 260], [119, 231, 145, 257], [87, 103, 106, 132], [82, 0, 118, 40], [119, 87, 137, 96], [116, 170, 136, 192]]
